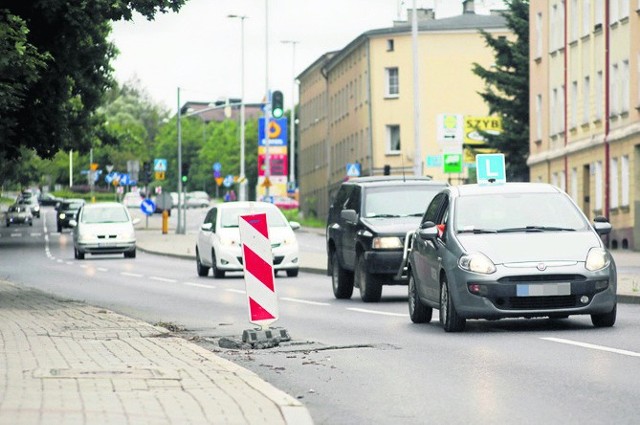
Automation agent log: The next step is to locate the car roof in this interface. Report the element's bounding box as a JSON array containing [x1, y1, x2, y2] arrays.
[[215, 201, 279, 211], [451, 182, 562, 197], [82, 202, 126, 209], [343, 176, 447, 188]]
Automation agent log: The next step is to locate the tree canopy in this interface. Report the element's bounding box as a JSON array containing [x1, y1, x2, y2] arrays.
[[472, 0, 530, 182], [0, 0, 186, 166]]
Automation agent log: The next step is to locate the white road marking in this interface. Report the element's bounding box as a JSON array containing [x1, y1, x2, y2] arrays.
[[280, 297, 330, 306], [121, 272, 144, 278], [226, 288, 246, 294], [66, 262, 74, 265], [347, 307, 408, 317], [149, 276, 177, 283], [97, 267, 108, 272], [541, 337, 640, 357], [57, 259, 64, 263], [31, 232, 42, 237], [11, 233, 21, 238], [183, 282, 216, 289], [79, 265, 89, 269]]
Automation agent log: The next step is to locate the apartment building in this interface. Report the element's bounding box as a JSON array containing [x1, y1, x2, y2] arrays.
[[529, 1, 640, 250], [297, 1, 509, 221]]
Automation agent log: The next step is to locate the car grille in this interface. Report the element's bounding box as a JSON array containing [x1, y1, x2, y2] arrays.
[[237, 256, 285, 265], [506, 295, 577, 310], [498, 274, 586, 283]]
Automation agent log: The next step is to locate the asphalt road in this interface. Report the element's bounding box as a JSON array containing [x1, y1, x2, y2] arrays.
[[2, 206, 640, 424]]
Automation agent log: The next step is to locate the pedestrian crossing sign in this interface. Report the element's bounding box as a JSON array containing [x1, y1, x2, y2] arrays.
[[154, 158, 167, 172], [346, 163, 361, 177]]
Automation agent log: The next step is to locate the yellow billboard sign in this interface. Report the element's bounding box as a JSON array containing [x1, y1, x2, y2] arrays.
[[464, 116, 502, 146]]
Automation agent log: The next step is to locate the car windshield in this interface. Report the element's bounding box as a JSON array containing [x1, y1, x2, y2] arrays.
[[454, 192, 589, 233], [81, 207, 129, 224], [62, 202, 84, 210], [220, 207, 288, 228], [363, 186, 442, 218]]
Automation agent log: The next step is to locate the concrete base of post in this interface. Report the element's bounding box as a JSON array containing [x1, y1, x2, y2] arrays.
[[241, 327, 291, 348]]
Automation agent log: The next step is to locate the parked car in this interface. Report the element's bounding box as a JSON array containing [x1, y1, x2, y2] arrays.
[[17, 196, 40, 218], [5, 204, 33, 227], [38, 193, 63, 207], [404, 182, 617, 332], [326, 176, 448, 302], [186, 191, 210, 208], [122, 192, 144, 208], [56, 199, 86, 232], [70, 202, 139, 259], [196, 201, 300, 278]]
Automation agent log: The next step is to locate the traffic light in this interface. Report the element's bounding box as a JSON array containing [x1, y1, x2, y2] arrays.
[[182, 175, 188, 183], [271, 90, 284, 118], [383, 164, 391, 175], [142, 162, 152, 184]]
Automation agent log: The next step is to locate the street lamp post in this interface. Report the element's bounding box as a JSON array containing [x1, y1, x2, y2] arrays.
[[281, 40, 298, 192], [263, 0, 271, 198], [228, 14, 248, 202], [177, 86, 184, 235]]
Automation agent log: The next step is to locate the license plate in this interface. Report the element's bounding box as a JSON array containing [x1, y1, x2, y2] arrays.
[[516, 282, 571, 297]]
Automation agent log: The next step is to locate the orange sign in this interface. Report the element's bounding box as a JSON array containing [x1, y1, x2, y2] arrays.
[[215, 177, 224, 186], [90, 163, 99, 171]]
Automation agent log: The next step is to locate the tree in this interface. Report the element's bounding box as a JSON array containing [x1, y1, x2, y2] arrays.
[[0, 0, 186, 166], [472, 0, 530, 182]]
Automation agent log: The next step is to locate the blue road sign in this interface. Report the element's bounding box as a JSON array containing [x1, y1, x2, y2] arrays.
[[154, 158, 167, 172], [346, 163, 361, 177], [476, 153, 506, 185], [223, 175, 234, 188], [141, 198, 156, 216], [213, 162, 222, 172]]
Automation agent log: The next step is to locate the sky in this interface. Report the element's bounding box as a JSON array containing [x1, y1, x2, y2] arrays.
[[109, 0, 505, 112]]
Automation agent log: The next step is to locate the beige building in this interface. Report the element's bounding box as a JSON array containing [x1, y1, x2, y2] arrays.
[[528, 1, 640, 250], [297, 1, 510, 220]]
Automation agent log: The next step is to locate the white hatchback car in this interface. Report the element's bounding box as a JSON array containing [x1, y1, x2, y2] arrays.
[[70, 202, 139, 259], [196, 201, 300, 278]]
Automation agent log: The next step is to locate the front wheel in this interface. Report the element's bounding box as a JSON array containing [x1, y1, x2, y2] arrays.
[[440, 275, 465, 332], [211, 250, 225, 278], [591, 304, 616, 327], [286, 269, 299, 277], [331, 250, 353, 299], [124, 248, 136, 259], [196, 248, 210, 277], [356, 253, 381, 302], [408, 271, 432, 323]]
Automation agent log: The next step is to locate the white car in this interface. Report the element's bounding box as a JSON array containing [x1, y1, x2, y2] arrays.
[[70, 202, 140, 259], [122, 192, 143, 208], [196, 201, 300, 278]]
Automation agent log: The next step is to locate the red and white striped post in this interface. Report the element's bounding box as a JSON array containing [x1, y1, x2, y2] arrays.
[[239, 213, 278, 329]]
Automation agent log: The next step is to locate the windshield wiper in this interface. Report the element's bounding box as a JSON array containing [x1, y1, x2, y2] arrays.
[[404, 213, 424, 217], [496, 226, 576, 233], [457, 228, 497, 234], [366, 214, 400, 218]]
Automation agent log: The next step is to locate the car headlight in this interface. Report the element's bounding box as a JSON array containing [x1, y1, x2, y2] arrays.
[[372, 236, 403, 249], [459, 253, 496, 274], [59, 213, 66, 219], [585, 247, 609, 271]]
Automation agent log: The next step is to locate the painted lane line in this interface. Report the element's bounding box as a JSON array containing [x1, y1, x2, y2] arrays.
[[226, 288, 246, 294], [347, 307, 408, 317], [56, 259, 64, 263], [97, 267, 108, 272], [280, 297, 331, 306], [121, 272, 144, 278], [79, 265, 89, 269], [541, 337, 640, 358], [149, 276, 177, 283], [11, 233, 21, 238], [183, 282, 216, 289], [66, 262, 74, 265]]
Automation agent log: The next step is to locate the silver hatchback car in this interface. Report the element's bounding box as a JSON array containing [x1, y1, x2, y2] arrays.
[[405, 183, 617, 332]]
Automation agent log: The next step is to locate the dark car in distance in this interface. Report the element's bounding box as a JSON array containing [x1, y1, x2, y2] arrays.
[[38, 193, 63, 206], [326, 176, 448, 302], [57, 199, 86, 232]]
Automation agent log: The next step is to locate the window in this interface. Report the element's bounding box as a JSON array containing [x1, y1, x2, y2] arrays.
[[551, 87, 558, 134], [536, 12, 543, 57], [559, 84, 565, 132], [387, 39, 394, 52], [609, 0, 619, 23], [610, 157, 619, 208], [610, 63, 619, 115], [621, 60, 629, 112], [386, 125, 401, 153], [582, 0, 591, 35], [570, 0, 578, 41], [620, 0, 629, 18], [571, 81, 578, 128], [583, 76, 590, 123], [621, 155, 629, 206], [594, 161, 603, 211], [571, 168, 578, 202], [385, 67, 399, 97], [595, 0, 603, 27], [595, 71, 603, 119], [536, 94, 543, 140], [550, 4, 558, 51]]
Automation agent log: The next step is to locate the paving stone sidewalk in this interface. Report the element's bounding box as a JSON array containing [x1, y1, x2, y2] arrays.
[[0, 280, 312, 425]]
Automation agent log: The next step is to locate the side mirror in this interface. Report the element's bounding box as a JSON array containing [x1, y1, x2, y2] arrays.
[[289, 221, 301, 231], [418, 221, 438, 241], [201, 222, 213, 232], [593, 220, 611, 236], [132, 218, 141, 225], [340, 209, 358, 224]]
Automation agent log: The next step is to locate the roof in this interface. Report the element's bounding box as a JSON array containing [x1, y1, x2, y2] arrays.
[[453, 183, 561, 197], [344, 176, 448, 187]]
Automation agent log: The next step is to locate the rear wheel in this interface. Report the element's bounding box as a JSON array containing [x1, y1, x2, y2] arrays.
[[440, 275, 465, 332], [591, 304, 616, 327], [74, 248, 85, 260], [57, 223, 62, 232], [356, 253, 382, 302], [331, 250, 353, 299], [196, 248, 210, 277], [408, 271, 432, 323], [211, 250, 225, 278]]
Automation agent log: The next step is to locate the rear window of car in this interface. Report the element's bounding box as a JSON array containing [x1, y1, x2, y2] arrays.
[[363, 185, 444, 218], [81, 206, 129, 224], [454, 192, 589, 232]]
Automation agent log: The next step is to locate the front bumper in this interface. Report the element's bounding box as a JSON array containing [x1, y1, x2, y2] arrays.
[[448, 262, 617, 319], [363, 250, 407, 282], [77, 240, 136, 255], [216, 244, 299, 273]]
